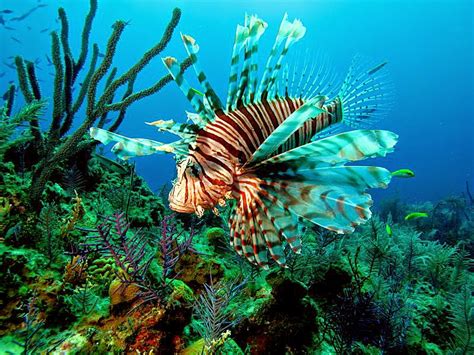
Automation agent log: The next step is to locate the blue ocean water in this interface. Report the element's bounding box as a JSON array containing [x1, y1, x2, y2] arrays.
[[1, 0, 472, 205]]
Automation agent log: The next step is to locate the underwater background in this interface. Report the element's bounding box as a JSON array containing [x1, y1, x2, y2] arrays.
[[0, 0, 473, 354]]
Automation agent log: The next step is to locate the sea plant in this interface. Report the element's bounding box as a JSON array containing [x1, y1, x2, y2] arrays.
[[85, 212, 160, 306], [9, 0, 192, 210], [0, 99, 46, 161], [13, 298, 46, 354], [193, 276, 246, 354], [448, 284, 474, 354], [158, 213, 195, 288], [38, 202, 63, 266]]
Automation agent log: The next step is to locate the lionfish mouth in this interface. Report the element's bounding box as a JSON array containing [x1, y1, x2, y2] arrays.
[[168, 199, 195, 214]]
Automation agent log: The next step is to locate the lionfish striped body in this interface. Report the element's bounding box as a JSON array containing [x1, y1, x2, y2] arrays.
[[91, 14, 397, 268]]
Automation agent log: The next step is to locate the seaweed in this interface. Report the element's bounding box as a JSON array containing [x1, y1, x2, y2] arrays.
[[62, 164, 87, 196], [0, 99, 46, 161], [64, 281, 100, 317]]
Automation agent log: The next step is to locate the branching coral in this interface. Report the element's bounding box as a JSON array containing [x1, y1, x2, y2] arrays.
[[9, 0, 192, 210], [158, 214, 195, 287], [85, 212, 155, 290]]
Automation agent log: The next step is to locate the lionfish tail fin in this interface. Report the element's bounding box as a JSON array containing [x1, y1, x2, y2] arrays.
[[338, 56, 394, 128]]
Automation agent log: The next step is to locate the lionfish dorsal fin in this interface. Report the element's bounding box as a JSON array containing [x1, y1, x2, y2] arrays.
[[256, 14, 306, 102], [337, 56, 393, 128], [232, 14, 268, 109], [247, 95, 327, 165], [180, 33, 223, 114], [161, 56, 214, 125], [226, 24, 250, 111], [245, 15, 268, 105], [145, 119, 199, 139]]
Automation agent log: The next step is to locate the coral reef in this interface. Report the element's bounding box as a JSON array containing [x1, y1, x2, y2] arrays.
[[0, 2, 472, 354]]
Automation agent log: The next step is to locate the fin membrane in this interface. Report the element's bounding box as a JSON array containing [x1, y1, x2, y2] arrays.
[[90, 127, 185, 160], [338, 56, 394, 128]]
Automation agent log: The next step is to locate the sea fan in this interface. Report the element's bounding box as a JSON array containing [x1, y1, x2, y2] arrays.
[[158, 214, 194, 286], [13, 297, 46, 354], [193, 276, 246, 352], [85, 212, 159, 305], [448, 285, 474, 354]]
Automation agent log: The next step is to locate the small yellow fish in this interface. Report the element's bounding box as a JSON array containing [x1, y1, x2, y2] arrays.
[[391, 169, 415, 178], [404, 212, 428, 221], [385, 223, 392, 236]]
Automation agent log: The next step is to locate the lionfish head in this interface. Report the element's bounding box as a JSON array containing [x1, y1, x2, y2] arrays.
[[168, 155, 232, 217]]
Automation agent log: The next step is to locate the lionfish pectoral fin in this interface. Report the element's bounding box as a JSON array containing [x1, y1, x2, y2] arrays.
[[254, 129, 398, 234], [247, 95, 328, 165], [89, 127, 181, 160], [255, 129, 398, 169], [337, 56, 393, 129], [229, 180, 294, 268], [260, 167, 391, 234]]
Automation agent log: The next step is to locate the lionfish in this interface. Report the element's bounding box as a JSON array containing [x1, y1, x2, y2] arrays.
[[90, 14, 398, 268]]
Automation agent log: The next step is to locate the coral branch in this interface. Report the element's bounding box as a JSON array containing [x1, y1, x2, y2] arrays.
[[4, 83, 15, 117], [71, 44, 99, 115], [14, 56, 34, 103], [49, 32, 65, 139], [25, 61, 41, 100], [14, 4, 190, 210], [94, 8, 183, 115], [74, 0, 97, 80], [86, 20, 126, 119], [103, 56, 193, 118]]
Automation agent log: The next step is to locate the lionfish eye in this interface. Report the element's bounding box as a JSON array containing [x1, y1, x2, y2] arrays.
[[188, 163, 201, 177]]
